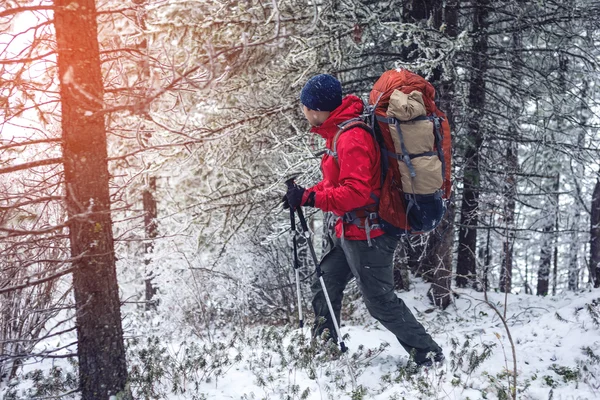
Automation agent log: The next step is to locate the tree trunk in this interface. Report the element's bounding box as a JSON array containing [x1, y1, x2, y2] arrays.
[[480, 220, 491, 292], [537, 174, 559, 296], [143, 177, 158, 310], [393, 241, 411, 291], [499, 136, 518, 293], [456, 0, 488, 288], [406, 239, 424, 277], [568, 184, 581, 292], [558, 54, 580, 292], [132, 0, 159, 309], [552, 225, 559, 296], [398, 0, 457, 304], [54, 0, 128, 398], [426, 202, 455, 310], [499, 27, 521, 294], [423, 0, 457, 307], [590, 176, 600, 288], [524, 246, 531, 294], [567, 78, 588, 291]]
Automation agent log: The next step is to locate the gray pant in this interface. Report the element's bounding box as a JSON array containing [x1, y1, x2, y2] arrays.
[[311, 233, 442, 363]]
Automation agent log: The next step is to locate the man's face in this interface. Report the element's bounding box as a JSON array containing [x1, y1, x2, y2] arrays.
[[302, 105, 330, 127]]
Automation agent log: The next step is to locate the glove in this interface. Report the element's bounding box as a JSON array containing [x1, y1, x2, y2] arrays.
[[283, 185, 315, 210]]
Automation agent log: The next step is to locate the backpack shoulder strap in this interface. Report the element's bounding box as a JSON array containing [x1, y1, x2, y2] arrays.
[[331, 118, 374, 159]]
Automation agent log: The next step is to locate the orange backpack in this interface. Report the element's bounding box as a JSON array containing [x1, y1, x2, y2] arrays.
[[368, 69, 452, 235]]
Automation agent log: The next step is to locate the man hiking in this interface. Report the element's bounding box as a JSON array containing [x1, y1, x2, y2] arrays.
[[284, 73, 444, 367]]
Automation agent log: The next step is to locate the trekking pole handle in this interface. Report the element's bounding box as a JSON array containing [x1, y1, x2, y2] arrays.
[[285, 177, 311, 232]]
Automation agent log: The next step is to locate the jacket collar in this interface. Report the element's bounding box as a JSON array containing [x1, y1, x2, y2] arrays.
[[311, 95, 364, 141]]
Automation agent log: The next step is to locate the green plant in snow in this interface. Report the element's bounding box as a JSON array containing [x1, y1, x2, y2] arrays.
[[586, 299, 600, 329], [543, 374, 557, 388], [242, 326, 389, 399], [126, 335, 240, 399], [577, 346, 600, 391], [482, 369, 517, 399], [449, 334, 495, 374], [2, 360, 78, 400], [554, 312, 568, 323], [549, 364, 580, 383]]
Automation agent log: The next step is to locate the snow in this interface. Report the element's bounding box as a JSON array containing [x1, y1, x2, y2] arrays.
[[166, 282, 600, 399], [3, 280, 599, 399]]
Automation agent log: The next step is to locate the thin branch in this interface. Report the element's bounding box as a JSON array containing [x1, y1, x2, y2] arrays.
[[0, 138, 61, 152], [0, 6, 54, 19], [0, 158, 62, 175], [0, 265, 78, 295]]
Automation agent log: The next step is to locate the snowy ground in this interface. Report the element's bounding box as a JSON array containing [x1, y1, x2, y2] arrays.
[[3, 280, 600, 399], [187, 281, 600, 400]]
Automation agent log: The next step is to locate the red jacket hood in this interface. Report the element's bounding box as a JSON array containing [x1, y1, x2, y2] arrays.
[[311, 95, 364, 142]]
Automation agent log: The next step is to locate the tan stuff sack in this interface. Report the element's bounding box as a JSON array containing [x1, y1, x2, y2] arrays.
[[386, 90, 443, 195]]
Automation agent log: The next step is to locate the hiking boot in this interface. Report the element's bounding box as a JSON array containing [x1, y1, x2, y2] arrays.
[[417, 352, 445, 368]]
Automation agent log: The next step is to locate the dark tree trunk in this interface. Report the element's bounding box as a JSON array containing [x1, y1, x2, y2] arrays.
[[425, 202, 455, 310], [556, 54, 580, 292], [54, 1, 128, 398], [552, 228, 559, 296], [393, 241, 411, 291], [499, 27, 521, 294], [537, 226, 552, 296], [132, 1, 159, 308], [499, 140, 517, 293], [456, 0, 488, 288], [397, 0, 457, 304], [590, 177, 600, 288], [524, 247, 531, 294], [143, 177, 158, 310], [406, 239, 424, 278], [481, 220, 491, 292], [421, 0, 457, 308]]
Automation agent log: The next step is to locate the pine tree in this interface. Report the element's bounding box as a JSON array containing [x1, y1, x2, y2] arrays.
[[54, 0, 128, 396]]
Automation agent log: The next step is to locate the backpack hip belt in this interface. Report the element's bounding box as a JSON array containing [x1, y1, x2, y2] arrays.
[[339, 207, 380, 247]]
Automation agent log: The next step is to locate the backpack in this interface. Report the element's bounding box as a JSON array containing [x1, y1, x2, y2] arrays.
[[331, 69, 452, 236]]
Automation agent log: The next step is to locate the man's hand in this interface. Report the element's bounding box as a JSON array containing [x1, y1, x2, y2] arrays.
[[283, 184, 315, 210]]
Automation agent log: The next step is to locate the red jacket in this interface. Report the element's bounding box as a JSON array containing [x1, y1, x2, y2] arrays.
[[308, 95, 384, 240]]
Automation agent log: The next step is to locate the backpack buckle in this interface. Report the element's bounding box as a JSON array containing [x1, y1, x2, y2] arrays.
[[342, 211, 356, 224]]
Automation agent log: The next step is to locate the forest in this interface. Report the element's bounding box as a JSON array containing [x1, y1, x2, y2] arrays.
[[1, 0, 600, 399]]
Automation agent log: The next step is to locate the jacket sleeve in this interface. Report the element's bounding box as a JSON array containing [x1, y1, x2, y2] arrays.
[[307, 179, 327, 194], [313, 128, 378, 214]]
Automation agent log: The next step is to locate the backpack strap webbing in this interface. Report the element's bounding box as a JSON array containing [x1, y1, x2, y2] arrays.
[[340, 193, 381, 247], [331, 119, 374, 160], [326, 120, 380, 246]]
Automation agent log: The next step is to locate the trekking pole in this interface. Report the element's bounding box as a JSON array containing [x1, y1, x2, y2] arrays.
[[284, 178, 348, 353], [289, 206, 304, 329], [296, 206, 359, 390]]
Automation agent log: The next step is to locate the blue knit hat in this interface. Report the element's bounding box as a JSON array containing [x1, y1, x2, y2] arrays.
[[300, 74, 342, 112]]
